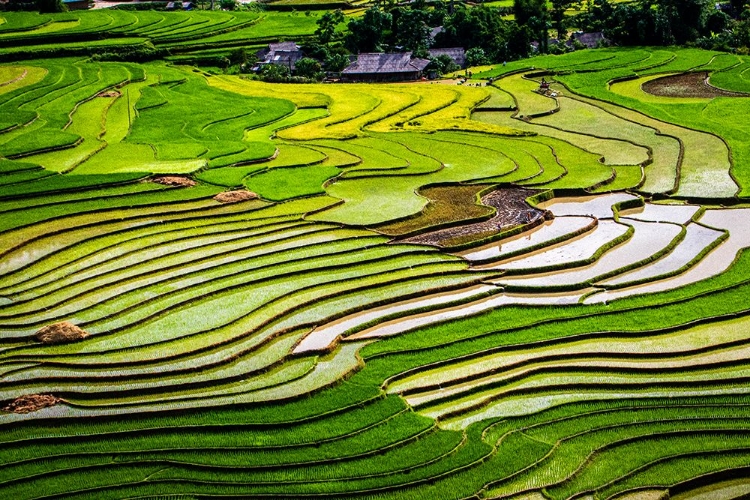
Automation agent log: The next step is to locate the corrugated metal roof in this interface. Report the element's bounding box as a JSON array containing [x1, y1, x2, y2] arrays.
[[256, 42, 305, 71], [427, 47, 466, 67], [269, 42, 301, 52], [571, 32, 608, 48], [343, 53, 431, 75]]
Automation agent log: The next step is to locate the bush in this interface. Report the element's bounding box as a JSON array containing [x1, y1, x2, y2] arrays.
[[259, 63, 291, 79], [428, 54, 459, 75], [90, 44, 169, 62], [324, 52, 349, 72], [465, 47, 489, 66], [295, 57, 323, 80]]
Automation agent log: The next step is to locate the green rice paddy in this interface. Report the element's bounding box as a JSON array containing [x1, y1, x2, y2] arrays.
[[1, 11, 750, 498]]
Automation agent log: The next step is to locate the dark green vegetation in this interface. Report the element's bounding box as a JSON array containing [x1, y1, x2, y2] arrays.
[[2, 8, 750, 499]]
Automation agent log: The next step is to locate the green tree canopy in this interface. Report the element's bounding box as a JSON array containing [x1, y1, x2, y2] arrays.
[[550, 0, 575, 39], [439, 6, 532, 62], [295, 57, 323, 80], [315, 10, 344, 45], [513, 0, 547, 26], [345, 7, 392, 53]]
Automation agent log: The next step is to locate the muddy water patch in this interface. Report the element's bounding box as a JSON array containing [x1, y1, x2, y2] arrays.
[[620, 202, 700, 224], [498, 219, 681, 287], [457, 216, 595, 262], [294, 284, 497, 353], [601, 223, 724, 287], [488, 220, 629, 272], [538, 192, 637, 218], [586, 208, 750, 303], [348, 291, 586, 340], [673, 478, 750, 500]]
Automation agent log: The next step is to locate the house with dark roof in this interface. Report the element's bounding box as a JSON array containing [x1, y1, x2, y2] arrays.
[[255, 42, 305, 72], [341, 53, 431, 82], [427, 47, 466, 68], [568, 32, 609, 49]]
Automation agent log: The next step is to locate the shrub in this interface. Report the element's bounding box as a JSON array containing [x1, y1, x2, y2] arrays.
[[295, 57, 323, 80], [466, 47, 489, 66]]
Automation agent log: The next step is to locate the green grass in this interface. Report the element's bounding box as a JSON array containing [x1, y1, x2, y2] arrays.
[[246, 164, 342, 200], [1, 40, 750, 500], [710, 59, 750, 93]]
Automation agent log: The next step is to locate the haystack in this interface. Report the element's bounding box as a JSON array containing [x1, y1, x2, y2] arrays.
[[151, 176, 196, 187], [3, 394, 61, 414], [35, 322, 89, 344], [213, 190, 258, 204]]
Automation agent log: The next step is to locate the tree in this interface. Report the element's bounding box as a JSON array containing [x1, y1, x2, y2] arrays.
[[575, 0, 614, 32], [730, 0, 747, 17], [324, 52, 350, 72], [394, 8, 432, 51], [550, 0, 575, 39], [36, 0, 65, 13], [228, 48, 257, 72], [260, 64, 290, 80], [345, 7, 392, 53], [438, 6, 532, 62], [427, 54, 459, 75], [295, 57, 323, 80], [514, 0, 549, 51], [315, 10, 344, 44], [706, 9, 730, 34], [527, 15, 550, 52], [654, 0, 713, 44], [465, 47, 489, 66], [513, 0, 546, 26]]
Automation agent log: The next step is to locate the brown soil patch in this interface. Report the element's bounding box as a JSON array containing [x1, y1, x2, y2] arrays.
[[35, 322, 89, 344], [642, 72, 749, 98], [213, 190, 258, 204], [97, 90, 122, 98], [151, 176, 196, 187], [3, 394, 61, 414], [402, 188, 547, 248]]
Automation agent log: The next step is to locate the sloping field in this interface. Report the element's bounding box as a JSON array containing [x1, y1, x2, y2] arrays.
[[1, 30, 750, 499]]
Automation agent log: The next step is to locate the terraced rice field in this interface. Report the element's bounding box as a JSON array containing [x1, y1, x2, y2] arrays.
[[1, 15, 750, 497]]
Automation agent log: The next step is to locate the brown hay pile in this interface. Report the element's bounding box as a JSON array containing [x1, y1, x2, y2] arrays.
[[98, 90, 122, 98], [151, 176, 196, 187], [35, 322, 89, 344], [3, 394, 61, 414], [213, 190, 258, 204]]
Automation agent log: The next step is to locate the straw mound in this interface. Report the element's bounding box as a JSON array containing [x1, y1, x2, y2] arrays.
[[3, 394, 61, 414], [214, 190, 258, 204], [35, 322, 89, 344], [151, 176, 196, 187]]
